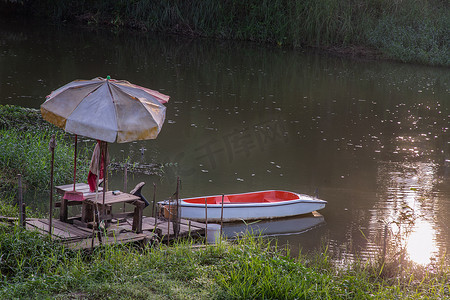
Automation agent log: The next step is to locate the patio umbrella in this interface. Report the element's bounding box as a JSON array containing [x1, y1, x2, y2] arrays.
[[41, 76, 168, 143], [41, 76, 169, 213]]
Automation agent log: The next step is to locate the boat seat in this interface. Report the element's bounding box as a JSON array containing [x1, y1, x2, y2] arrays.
[[216, 196, 231, 204], [264, 197, 278, 203]]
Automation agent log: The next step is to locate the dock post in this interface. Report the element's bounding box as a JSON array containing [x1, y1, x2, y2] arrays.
[[133, 202, 144, 233], [21, 203, 26, 228], [174, 177, 180, 238], [18, 174, 23, 226], [49, 134, 56, 235], [123, 162, 127, 211], [188, 220, 191, 237], [152, 183, 157, 227], [167, 199, 171, 241], [220, 194, 224, 237], [204, 198, 208, 244]]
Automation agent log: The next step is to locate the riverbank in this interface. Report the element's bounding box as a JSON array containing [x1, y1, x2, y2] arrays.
[[1, 0, 448, 66], [0, 218, 448, 299]]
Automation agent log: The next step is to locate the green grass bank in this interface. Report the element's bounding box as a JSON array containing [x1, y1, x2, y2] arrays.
[[0, 222, 449, 299], [2, 0, 449, 66]]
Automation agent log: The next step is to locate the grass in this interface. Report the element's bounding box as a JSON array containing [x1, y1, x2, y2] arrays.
[[367, 1, 450, 66], [0, 128, 90, 195], [0, 105, 90, 199], [0, 105, 54, 132], [0, 194, 19, 218], [0, 221, 448, 299], [0, 128, 90, 188], [4, 0, 449, 66]]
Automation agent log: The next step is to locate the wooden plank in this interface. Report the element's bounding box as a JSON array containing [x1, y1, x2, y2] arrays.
[[33, 220, 88, 241], [111, 212, 135, 220], [55, 201, 83, 208], [26, 215, 205, 247], [119, 223, 133, 232], [26, 220, 48, 234], [155, 221, 203, 237], [156, 222, 174, 236], [55, 183, 103, 196], [67, 215, 82, 222], [178, 222, 196, 234], [125, 217, 204, 237], [56, 182, 90, 191], [129, 217, 161, 235], [40, 219, 92, 238], [84, 191, 140, 205], [64, 232, 150, 250], [141, 221, 158, 231], [73, 219, 89, 228], [179, 218, 206, 229], [24, 216, 164, 249], [44, 221, 92, 240], [141, 216, 162, 228], [0, 216, 18, 224], [26, 220, 78, 240]]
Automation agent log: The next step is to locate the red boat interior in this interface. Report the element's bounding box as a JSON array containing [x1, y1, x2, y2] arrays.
[[183, 191, 298, 205]]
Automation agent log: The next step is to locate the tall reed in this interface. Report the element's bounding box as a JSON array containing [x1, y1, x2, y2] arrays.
[[9, 0, 449, 65]]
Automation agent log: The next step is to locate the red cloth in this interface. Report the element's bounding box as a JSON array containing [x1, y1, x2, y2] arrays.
[[87, 141, 107, 192], [87, 171, 97, 192]]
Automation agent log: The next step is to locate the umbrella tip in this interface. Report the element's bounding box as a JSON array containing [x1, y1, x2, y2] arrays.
[[107, 75, 111, 80]]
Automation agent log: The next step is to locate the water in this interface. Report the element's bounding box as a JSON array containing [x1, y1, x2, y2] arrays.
[[1, 17, 449, 265]]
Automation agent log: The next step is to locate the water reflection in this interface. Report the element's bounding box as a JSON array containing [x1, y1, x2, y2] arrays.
[[374, 160, 442, 266], [406, 220, 437, 265], [221, 213, 325, 239]]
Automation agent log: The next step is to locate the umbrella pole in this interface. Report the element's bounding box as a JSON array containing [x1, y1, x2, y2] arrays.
[[94, 144, 103, 245], [102, 142, 108, 216]]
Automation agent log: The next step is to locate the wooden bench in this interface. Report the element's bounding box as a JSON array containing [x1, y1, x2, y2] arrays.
[[81, 191, 145, 233], [54, 182, 145, 233]]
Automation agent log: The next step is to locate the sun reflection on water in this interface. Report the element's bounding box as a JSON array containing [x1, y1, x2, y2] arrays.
[[406, 220, 437, 265], [375, 161, 442, 266]]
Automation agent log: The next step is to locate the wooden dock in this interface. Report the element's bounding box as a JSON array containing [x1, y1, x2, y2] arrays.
[[7, 216, 206, 250]]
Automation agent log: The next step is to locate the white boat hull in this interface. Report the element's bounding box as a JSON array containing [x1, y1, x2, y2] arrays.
[[161, 191, 327, 222]]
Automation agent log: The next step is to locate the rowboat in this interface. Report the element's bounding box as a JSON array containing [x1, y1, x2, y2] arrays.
[[159, 190, 326, 222]]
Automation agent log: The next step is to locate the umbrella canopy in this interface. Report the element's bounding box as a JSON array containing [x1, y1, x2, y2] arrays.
[[41, 77, 169, 143]]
